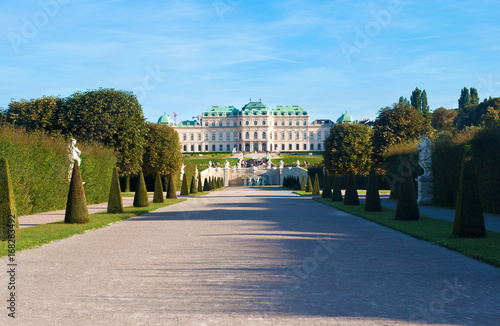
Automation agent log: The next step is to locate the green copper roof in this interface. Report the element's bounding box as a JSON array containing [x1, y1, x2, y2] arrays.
[[178, 120, 199, 126], [241, 101, 270, 115], [271, 105, 307, 115], [158, 113, 175, 125], [203, 106, 240, 116], [336, 111, 353, 123]]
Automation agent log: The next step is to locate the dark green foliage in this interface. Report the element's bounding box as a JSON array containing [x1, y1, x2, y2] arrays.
[[203, 178, 209, 192], [343, 172, 360, 206], [323, 123, 373, 175], [180, 174, 189, 195], [108, 167, 125, 212], [133, 171, 149, 207], [153, 172, 164, 203], [306, 176, 313, 192], [331, 174, 343, 202], [300, 175, 306, 191], [395, 161, 419, 220], [312, 174, 320, 195], [322, 176, 332, 198], [410, 87, 429, 116], [0, 157, 19, 240], [143, 123, 183, 177], [0, 125, 115, 216], [365, 166, 382, 212], [455, 97, 500, 130], [197, 173, 203, 192], [65, 163, 89, 224], [453, 146, 486, 238], [372, 102, 432, 164], [190, 176, 197, 194], [166, 173, 177, 199]]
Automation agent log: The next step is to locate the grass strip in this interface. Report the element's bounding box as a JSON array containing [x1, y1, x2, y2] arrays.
[[1, 199, 185, 258], [314, 198, 500, 268]]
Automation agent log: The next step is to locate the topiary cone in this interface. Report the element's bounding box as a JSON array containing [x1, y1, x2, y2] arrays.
[[197, 173, 203, 192], [343, 172, 360, 205], [0, 157, 19, 240], [306, 176, 313, 192], [395, 160, 419, 220], [65, 162, 89, 223], [153, 172, 165, 203], [133, 171, 149, 207], [190, 176, 198, 194], [108, 167, 125, 213], [166, 172, 177, 199], [331, 174, 343, 202], [312, 173, 320, 195], [300, 175, 306, 191], [365, 166, 382, 212], [203, 178, 209, 192], [452, 146, 485, 238], [180, 173, 189, 195], [322, 176, 332, 198]]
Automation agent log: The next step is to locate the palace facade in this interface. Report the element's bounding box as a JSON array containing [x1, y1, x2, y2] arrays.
[[158, 100, 353, 153]]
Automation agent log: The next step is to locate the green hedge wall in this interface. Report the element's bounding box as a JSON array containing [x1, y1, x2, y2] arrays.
[[384, 127, 500, 213], [0, 125, 116, 216]]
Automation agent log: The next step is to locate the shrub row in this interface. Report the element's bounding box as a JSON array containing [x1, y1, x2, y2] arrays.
[[0, 125, 115, 216]]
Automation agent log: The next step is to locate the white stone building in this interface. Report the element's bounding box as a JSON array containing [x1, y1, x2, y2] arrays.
[[158, 100, 352, 153]]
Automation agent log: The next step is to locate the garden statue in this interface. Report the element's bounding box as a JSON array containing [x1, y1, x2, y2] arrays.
[[266, 152, 271, 162], [279, 160, 284, 169], [68, 138, 81, 181], [236, 160, 241, 168], [208, 161, 212, 168], [416, 134, 432, 176], [224, 160, 229, 169], [296, 160, 300, 168], [180, 163, 186, 180]]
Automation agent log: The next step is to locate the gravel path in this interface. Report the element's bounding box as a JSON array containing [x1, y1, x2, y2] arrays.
[[1, 187, 499, 325]]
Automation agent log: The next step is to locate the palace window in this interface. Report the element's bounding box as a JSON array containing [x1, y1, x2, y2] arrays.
[[198, 145, 202, 151], [226, 132, 230, 140], [190, 134, 194, 141], [310, 132, 314, 140], [246, 121, 249, 125], [219, 144, 223, 151], [289, 132, 292, 140], [296, 132, 299, 140], [212, 133, 216, 141], [219, 121, 223, 127], [234, 132, 238, 140], [198, 133, 201, 140], [289, 144, 292, 150], [310, 144, 314, 150], [205, 145, 208, 151], [289, 121, 292, 126], [263, 121, 266, 125], [303, 143, 307, 150], [304, 132, 307, 139], [281, 121, 285, 126], [226, 144, 230, 151], [226, 121, 230, 126], [317, 132, 321, 140], [219, 132, 223, 140], [191, 145, 194, 151], [254, 120, 258, 125], [254, 132, 258, 139], [303, 121, 307, 125], [282, 144, 285, 150], [318, 143, 322, 150], [183, 134, 186, 141], [183, 145, 187, 151], [296, 144, 300, 150], [296, 121, 299, 126], [212, 145, 216, 151], [212, 122, 215, 127], [245, 132, 250, 139], [281, 132, 284, 140], [205, 133, 209, 140], [262, 132, 266, 139]]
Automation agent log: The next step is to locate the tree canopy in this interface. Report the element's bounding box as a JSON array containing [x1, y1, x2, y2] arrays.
[[458, 87, 479, 110], [431, 107, 457, 131], [410, 87, 430, 116], [454, 97, 500, 130], [323, 123, 373, 175], [372, 102, 432, 164], [142, 122, 183, 177]]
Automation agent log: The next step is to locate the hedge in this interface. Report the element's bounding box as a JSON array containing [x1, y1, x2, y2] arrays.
[[384, 127, 500, 214], [0, 125, 116, 216]]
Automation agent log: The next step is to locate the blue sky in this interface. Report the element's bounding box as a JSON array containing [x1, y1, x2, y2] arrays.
[[1, 0, 500, 123]]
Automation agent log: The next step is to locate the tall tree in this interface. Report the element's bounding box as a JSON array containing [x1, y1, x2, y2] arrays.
[[410, 87, 422, 113], [398, 96, 410, 106], [470, 87, 479, 106], [323, 123, 373, 175], [458, 87, 471, 109], [142, 122, 183, 177], [372, 102, 432, 164], [421, 90, 430, 116], [431, 107, 457, 131]]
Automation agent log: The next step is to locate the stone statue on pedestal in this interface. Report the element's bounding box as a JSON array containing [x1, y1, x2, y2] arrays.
[[180, 163, 186, 180], [296, 160, 300, 168], [416, 134, 432, 176], [224, 160, 229, 169], [279, 160, 284, 169]]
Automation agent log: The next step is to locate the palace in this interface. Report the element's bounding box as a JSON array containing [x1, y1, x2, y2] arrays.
[[158, 100, 353, 153]]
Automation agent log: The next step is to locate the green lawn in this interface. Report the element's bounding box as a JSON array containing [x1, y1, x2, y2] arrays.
[[1, 199, 185, 258], [271, 156, 323, 167], [314, 198, 500, 268], [293, 189, 391, 196], [122, 192, 154, 197]]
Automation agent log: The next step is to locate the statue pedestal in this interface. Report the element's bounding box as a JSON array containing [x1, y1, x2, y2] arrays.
[[416, 175, 433, 205]]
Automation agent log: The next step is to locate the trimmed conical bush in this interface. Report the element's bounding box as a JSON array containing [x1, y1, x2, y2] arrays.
[[180, 174, 189, 195], [453, 146, 485, 238], [133, 171, 149, 207], [365, 166, 382, 212], [166, 172, 177, 199], [197, 173, 203, 192], [300, 175, 306, 191], [153, 172, 165, 203], [65, 162, 89, 223], [0, 157, 19, 240], [322, 176, 332, 198], [190, 176, 197, 194], [331, 174, 343, 202], [108, 167, 125, 212], [203, 178, 209, 192], [343, 172, 360, 205], [306, 176, 313, 192], [312, 173, 320, 195], [395, 160, 419, 220]]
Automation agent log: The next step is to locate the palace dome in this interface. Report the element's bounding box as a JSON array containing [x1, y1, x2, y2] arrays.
[[336, 111, 353, 124], [158, 113, 175, 125]]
